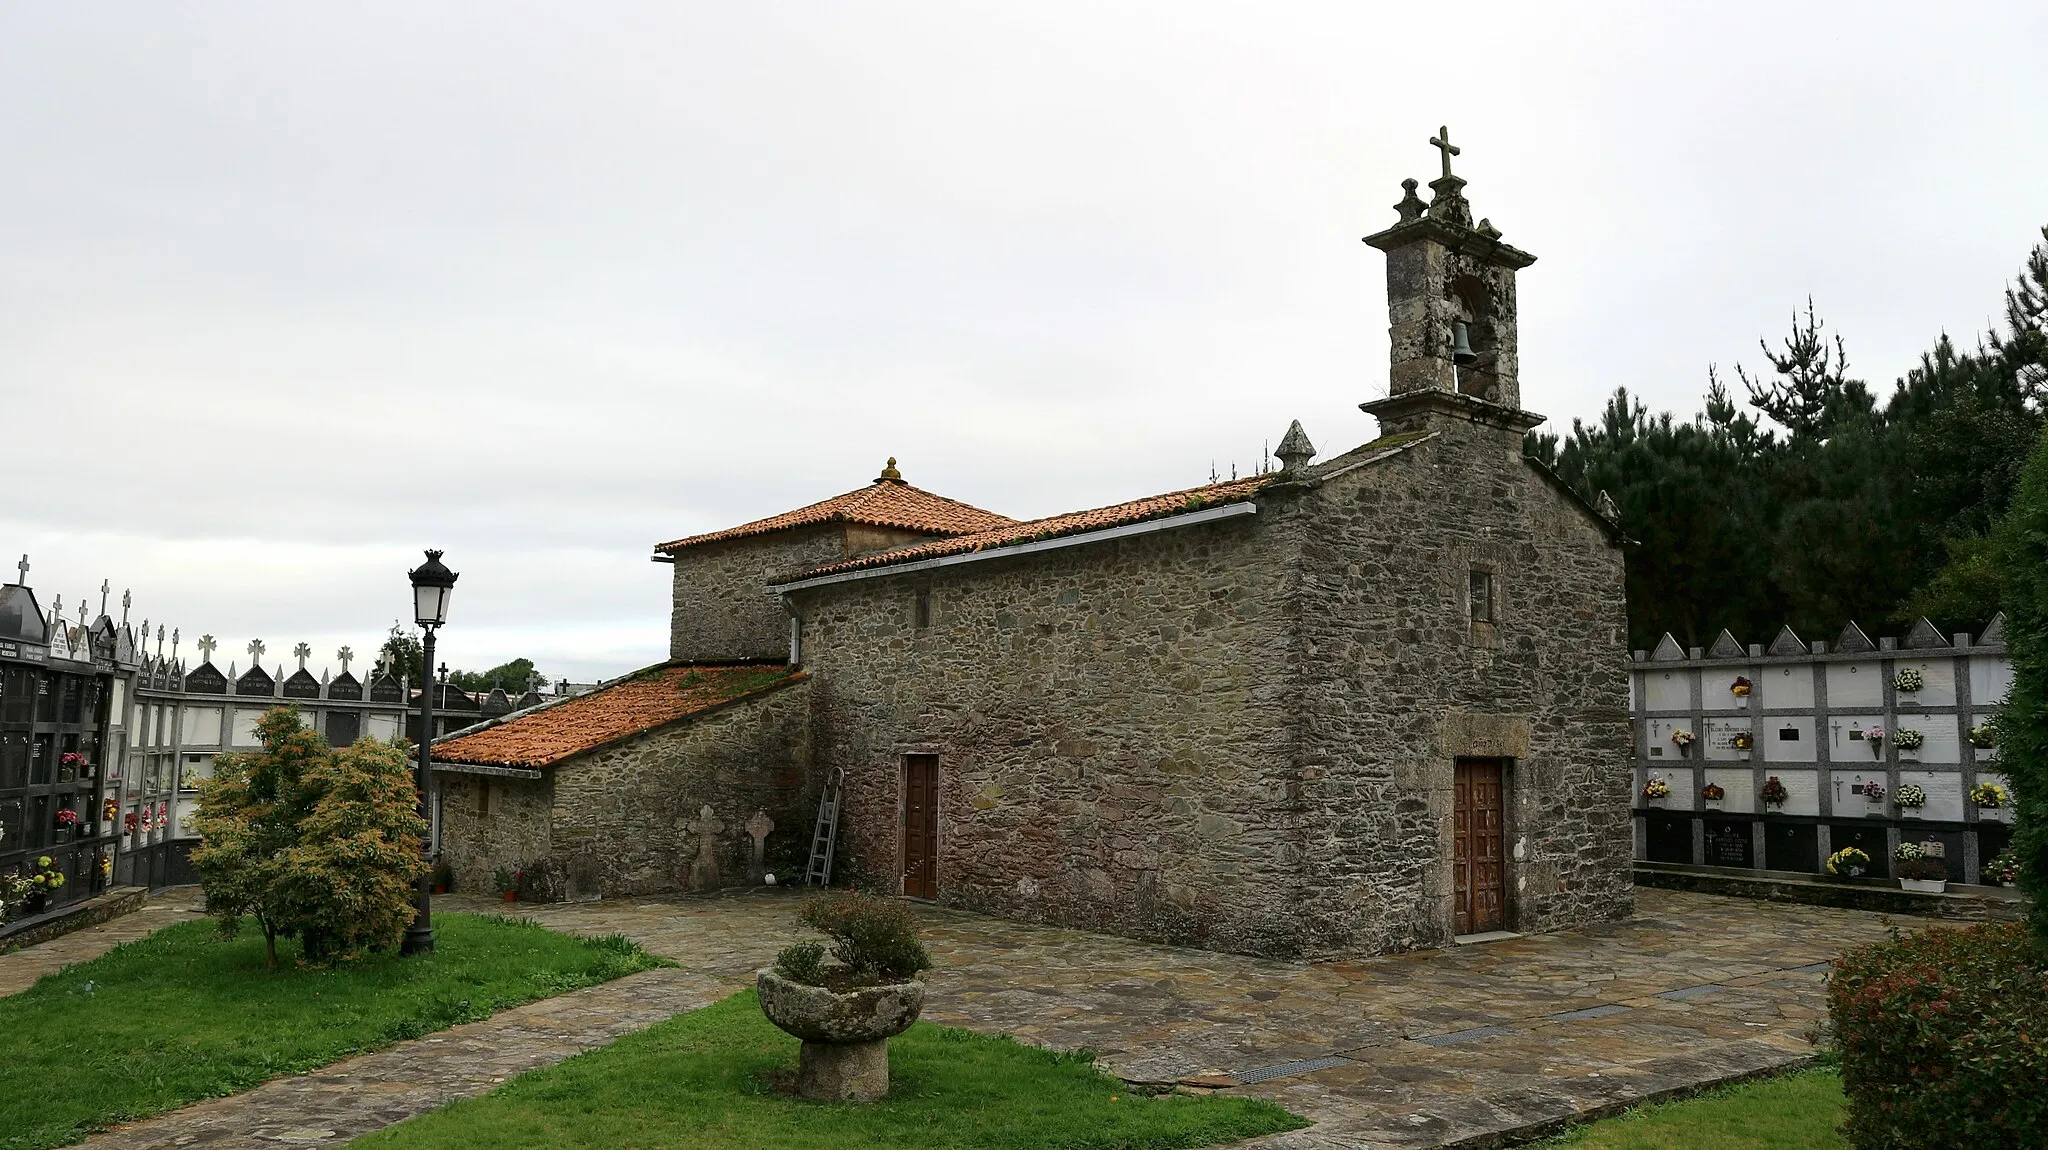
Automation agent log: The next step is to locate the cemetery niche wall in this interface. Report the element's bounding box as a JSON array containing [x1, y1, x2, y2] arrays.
[[1630, 615, 2014, 884]]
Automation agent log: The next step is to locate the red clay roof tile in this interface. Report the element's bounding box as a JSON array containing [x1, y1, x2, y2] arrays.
[[654, 467, 1014, 554], [782, 475, 1276, 582], [434, 663, 802, 769]]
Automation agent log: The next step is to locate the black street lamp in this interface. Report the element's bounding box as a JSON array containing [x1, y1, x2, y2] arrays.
[[402, 549, 457, 956]]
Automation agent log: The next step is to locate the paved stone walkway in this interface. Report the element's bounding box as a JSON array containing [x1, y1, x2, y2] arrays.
[[30, 886, 1912, 1149], [0, 887, 205, 997]]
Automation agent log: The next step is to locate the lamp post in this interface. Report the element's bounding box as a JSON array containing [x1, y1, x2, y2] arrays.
[[402, 549, 457, 956]]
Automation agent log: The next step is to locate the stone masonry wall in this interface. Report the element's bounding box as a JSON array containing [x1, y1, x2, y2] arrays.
[[792, 516, 1308, 957], [1291, 421, 1634, 956], [547, 678, 814, 898], [669, 524, 933, 662], [437, 772, 553, 896]]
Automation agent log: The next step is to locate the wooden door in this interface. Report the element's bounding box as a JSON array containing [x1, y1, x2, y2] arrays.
[[901, 754, 939, 899], [1453, 759, 1507, 934]]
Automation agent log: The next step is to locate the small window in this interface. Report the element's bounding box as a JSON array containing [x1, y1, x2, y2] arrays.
[[914, 590, 932, 629], [1469, 571, 1495, 623], [476, 778, 492, 817]]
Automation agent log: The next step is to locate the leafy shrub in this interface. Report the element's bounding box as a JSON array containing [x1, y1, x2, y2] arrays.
[[1999, 425, 2048, 938], [1828, 921, 2048, 1146], [799, 890, 931, 982], [192, 708, 426, 967], [773, 940, 827, 985]]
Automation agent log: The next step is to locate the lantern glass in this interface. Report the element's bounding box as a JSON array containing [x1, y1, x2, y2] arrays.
[[413, 582, 450, 627]]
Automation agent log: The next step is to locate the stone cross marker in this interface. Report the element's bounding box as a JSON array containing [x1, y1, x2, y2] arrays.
[[688, 804, 724, 891], [293, 642, 312, 670], [1429, 125, 1460, 180], [14, 554, 26, 583], [338, 646, 354, 674], [197, 634, 217, 662], [247, 638, 266, 664], [100, 579, 110, 618], [120, 589, 131, 626], [745, 810, 774, 881], [170, 628, 179, 659]]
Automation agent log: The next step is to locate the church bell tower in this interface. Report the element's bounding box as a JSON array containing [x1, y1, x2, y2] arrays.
[[1360, 127, 1543, 436]]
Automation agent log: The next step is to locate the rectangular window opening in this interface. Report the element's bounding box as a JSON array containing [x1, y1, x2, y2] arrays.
[[914, 590, 932, 630], [1469, 571, 1495, 624]]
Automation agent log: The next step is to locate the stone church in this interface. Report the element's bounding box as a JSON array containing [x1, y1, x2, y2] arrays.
[[435, 137, 1634, 959]]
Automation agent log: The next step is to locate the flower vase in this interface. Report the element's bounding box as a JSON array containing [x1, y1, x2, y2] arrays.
[[1866, 800, 1885, 817], [1899, 747, 1920, 762], [1899, 878, 1946, 894], [1980, 807, 2012, 823], [1766, 801, 1784, 814], [501, 891, 519, 903], [1737, 751, 1751, 761], [1647, 795, 1666, 808], [1900, 807, 1921, 820], [1704, 798, 1723, 811], [24, 891, 47, 916]]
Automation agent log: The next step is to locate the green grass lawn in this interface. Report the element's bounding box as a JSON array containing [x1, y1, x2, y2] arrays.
[[357, 990, 1308, 1150], [1541, 1067, 1847, 1149], [0, 913, 666, 1150]]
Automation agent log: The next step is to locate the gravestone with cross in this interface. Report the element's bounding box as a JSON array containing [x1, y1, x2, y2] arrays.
[[745, 810, 774, 881], [686, 804, 724, 890]]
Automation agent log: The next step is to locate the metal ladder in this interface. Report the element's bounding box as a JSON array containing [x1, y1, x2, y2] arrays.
[[804, 767, 846, 886]]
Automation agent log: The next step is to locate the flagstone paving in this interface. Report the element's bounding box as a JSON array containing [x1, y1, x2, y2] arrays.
[[36, 885, 1916, 1148]]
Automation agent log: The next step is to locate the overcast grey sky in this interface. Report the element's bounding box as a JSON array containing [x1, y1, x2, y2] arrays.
[[5, 3, 2044, 683]]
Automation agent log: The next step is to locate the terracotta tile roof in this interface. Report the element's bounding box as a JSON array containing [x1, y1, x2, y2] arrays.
[[654, 463, 1015, 554], [782, 475, 1277, 582], [434, 663, 803, 769]]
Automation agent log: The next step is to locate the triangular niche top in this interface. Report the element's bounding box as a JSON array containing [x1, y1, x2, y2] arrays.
[[1767, 625, 1807, 657], [1978, 612, 2007, 646], [1834, 622, 1876, 654], [1707, 629, 1745, 659], [1902, 617, 1948, 650], [1650, 633, 1686, 661]]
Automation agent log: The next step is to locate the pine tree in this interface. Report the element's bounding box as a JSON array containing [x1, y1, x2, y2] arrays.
[[1994, 423, 2048, 942]]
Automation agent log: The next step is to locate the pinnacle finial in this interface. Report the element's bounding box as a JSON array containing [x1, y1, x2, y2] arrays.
[[1276, 420, 1317, 472], [879, 457, 903, 482]]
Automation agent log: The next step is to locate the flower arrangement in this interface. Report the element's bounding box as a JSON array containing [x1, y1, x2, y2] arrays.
[[1731, 730, 1754, 751], [102, 797, 118, 822], [1894, 784, 1928, 809], [1826, 846, 1871, 877], [1641, 778, 1671, 800], [97, 853, 111, 880], [1759, 776, 1790, 806], [1730, 676, 1752, 697], [30, 856, 65, 890], [1670, 729, 1696, 750], [1969, 782, 2008, 808], [1862, 780, 1887, 804], [1896, 841, 1926, 861], [0, 872, 29, 921], [123, 811, 139, 834], [1893, 728, 1925, 750], [1701, 783, 1726, 801], [1893, 668, 1923, 693], [59, 751, 86, 770], [492, 866, 523, 901], [1983, 848, 2022, 885], [54, 809, 79, 829], [1969, 721, 1998, 749]]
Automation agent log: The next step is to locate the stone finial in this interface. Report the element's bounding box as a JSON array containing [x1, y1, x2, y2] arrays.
[[1394, 178, 1425, 223], [13, 554, 25, 584], [197, 634, 218, 662], [1594, 489, 1620, 522], [1429, 125, 1460, 180], [878, 457, 903, 483], [1275, 421, 1317, 472], [338, 646, 354, 674], [293, 642, 312, 670], [248, 638, 266, 663], [120, 589, 131, 626]]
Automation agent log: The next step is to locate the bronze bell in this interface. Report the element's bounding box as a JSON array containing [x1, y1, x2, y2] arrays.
[[1450, 320, 1479, 366]]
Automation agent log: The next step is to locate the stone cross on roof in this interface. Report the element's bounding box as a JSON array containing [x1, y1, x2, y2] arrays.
[[14, 554, 26, 584], [1429, 125, 1460, 180], [293, 642, 312, 670], [50, 594, 61, 622], [338, 646, 354, 674], [100, 580, 109, 618], [170, 628, 179, 659], [156, 625, 166, 656], [121, 589, 131, 626], [78, 599, 89, 625], [197, 634, 217, 662], [247, 638, 266, 663]]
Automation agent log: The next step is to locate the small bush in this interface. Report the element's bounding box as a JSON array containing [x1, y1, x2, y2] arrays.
[[1827, 921, 2048, 1146], [773, 940, 827, 985], [799, 890, 931, 982]]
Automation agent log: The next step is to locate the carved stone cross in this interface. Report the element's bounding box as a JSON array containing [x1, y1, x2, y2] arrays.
[[745, 810, 774, 880], [687, 804, 724, 890], [293, 642, 312, 670], [156, 625, 166, 657], [78, 599, 89, 625], [170, 628, 179, 659], [337, 646, 354, 674], [100, 580, 110, 618], [197, 634, 217, 662], [120, 589, 131, 626], [1429, 125, 1460, 180], [247, 638, 266, 663], [14, 554, 26, 583]]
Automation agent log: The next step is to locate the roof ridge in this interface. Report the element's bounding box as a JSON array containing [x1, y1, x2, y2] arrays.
[[654, 476, 1015, 554]]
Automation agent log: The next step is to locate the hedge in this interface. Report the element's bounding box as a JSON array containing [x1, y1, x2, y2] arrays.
[[1826, 921, 2047, 1147]]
